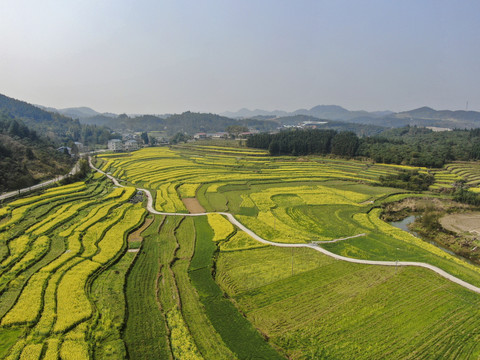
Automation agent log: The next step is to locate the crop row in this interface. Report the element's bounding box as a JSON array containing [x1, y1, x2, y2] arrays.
[[155, 183, 187, 212], [27, 200, 94, 236], [0, 176, 147, 358], [189, 216, 284, 359], [8, 182, 86, 208], [92, 206, 145, 264], [207, 214, 234, 241], [0, 183, 94, 232]]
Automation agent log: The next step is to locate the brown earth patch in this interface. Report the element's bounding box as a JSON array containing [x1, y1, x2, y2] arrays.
[[382, 197, 470, 222], [128, 216, 154, 242], [439, 212, 480, 235], [182, 198, 206, 213], [388, 197, 469, 212]]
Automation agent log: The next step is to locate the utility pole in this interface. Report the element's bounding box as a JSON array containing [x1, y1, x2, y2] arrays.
[[395, 247, 399, 274], [291, 247, 294, 276]]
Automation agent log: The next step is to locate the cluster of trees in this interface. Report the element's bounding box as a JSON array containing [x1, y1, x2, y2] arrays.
[[379, 170, 435, 191], [226, 125, 249, 137], [247, 127, 480, 168], [358, 127, 480, 167], [0, 117, 38, 141], [453, 181, 480, 206], [169, 132, 191, 144], [0, 94, 112, 146], [0, 114, 73, 192], [454, 188, 480, 206], [247, 129, 359, 157]]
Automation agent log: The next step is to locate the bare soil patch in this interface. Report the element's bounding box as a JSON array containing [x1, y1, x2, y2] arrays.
[[182, 198, 206, 214], [382, 197, 469, 222], [440, 212, 480, 235], [128, 216, 154, 242]]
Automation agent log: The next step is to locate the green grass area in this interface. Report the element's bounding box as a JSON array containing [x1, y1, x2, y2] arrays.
[[0, 328, 22, 359], [189, 216, 285, 359], [172, 217, 236, 359], [217, 245, 480, 360]]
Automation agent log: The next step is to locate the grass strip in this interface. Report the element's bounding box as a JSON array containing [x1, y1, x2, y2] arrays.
[[123, 216, 171, 360], [189, 216, 284, 360]]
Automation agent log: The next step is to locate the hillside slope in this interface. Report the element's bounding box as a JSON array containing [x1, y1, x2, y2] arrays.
[[0, 115, 73, 193], [0, 94, 111, 145]]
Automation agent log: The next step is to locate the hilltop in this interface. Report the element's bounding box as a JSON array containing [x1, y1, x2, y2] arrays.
[[222, 105, 480, 129]]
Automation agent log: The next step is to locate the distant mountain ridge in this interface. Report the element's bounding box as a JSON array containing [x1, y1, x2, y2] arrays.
[[222, 105, 480, 129], [35, 101, 480, 130], [221, 105, 391, 121], [36, 105, 117, 120]]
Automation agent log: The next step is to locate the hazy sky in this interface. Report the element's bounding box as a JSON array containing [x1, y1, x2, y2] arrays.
[[1, 0, 480, 114]]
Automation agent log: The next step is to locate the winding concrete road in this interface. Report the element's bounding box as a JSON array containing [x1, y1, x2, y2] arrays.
[[89, 157, 480, 295]]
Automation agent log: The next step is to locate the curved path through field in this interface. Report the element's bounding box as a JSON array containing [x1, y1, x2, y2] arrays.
[[90, 157, 480, 295]]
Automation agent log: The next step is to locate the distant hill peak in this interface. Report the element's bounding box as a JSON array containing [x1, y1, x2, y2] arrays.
[[34, 104, 117, 120]]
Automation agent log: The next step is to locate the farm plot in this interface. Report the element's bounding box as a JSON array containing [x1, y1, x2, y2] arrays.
[[2, 141, 480, 359], [99, 143, 480, 359], [95, 146, 403, 217], [0, 176, 145, 359], [124, 214, 245, 360], [216, 244, 480, 359]]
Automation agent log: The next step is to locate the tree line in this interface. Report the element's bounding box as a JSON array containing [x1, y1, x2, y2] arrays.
[[246, 127, 480, 167], [247, 129, 359, 157]]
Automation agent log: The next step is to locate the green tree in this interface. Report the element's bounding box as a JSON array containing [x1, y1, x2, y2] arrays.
[[141, 132, 149, 145], [226, 125, 248, 137], [331, 132, 359, 157]]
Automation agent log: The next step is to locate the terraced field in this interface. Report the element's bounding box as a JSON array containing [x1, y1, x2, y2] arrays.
[[0, 175, 145, 359], [92, 144, 480, 359], [2, 143, 480, 359], [443, 161, 480, 192]]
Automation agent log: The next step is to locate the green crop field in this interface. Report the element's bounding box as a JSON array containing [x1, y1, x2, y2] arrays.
[[216, 245, 480, 359], [1, 143, 480, 359]]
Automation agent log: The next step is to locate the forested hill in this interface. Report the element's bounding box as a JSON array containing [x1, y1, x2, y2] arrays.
[[0, 114, 73, 192], [0, 94, 111, 145], [81, 111, 385, 136], [247, 127, 480, 168], [81, 111, 279, 135]]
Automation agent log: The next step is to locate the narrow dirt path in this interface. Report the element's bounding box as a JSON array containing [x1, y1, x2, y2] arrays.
[[89, 157, 480, 295]]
